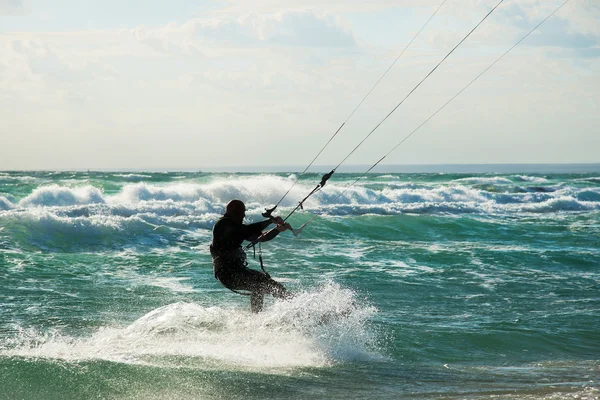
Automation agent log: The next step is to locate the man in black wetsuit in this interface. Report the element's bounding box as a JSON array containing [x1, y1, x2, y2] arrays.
[[210, 199, 292, 313]]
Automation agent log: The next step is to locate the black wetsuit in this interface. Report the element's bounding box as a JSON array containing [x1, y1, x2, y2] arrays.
[[210, 214, 289, 312]]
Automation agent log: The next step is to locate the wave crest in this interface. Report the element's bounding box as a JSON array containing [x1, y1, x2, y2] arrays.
[[20, 185, 105, 208]]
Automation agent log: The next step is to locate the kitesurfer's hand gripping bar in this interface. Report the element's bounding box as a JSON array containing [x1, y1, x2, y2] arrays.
[[262, 205, 277, 220]]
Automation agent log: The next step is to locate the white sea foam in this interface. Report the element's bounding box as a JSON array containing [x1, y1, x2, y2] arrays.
[[105, 176, 303, 212], [519, 196, 600, 213], [469, 387, 599, 400], [114, 173, 153, 180], [513, 175, 549, 183], [364, 260, 437, 277], [575, 176, 600, 183], [111, 183, 202, 204], [451, 177, 514, 185], [20, 185, 105, 207], [3, 175, 599, 234], [1, 282, 379, 370], [141, 276, 196, 293], [0, 196, 14, 211], [317, 183, 491, 207]]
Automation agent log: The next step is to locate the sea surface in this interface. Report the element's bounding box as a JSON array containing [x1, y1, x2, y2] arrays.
[[0, 170, 599, 399]]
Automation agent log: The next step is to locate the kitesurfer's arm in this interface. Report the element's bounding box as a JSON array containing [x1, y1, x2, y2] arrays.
[[212, 217, 271, 251], [256, 221, 291, 242], [241, 219, 273, 240], [248, 218, 291, 243], [241, 216, 288, 239]]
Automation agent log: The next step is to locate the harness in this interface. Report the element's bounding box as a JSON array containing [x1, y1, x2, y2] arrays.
[[210, 244, 270, 296]]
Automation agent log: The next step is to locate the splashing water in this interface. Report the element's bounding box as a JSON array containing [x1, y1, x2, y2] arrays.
[[2, 283, 379, 371]]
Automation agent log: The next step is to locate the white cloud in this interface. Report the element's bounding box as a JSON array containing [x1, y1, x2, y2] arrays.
[[122, 10, 356, 58], [184, 11, 356, 48], [0, 0, 28, 16], [417, 0, 599, 64], [130, 25, 205, 57], [497, 0, 600, 48], [211, 0, 445, 15]]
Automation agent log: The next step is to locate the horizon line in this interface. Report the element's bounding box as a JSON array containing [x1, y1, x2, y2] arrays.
[[2, 163, 600, 174]]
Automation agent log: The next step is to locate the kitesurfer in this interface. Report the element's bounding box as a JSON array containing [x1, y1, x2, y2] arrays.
[[210, 199, 292, 313]]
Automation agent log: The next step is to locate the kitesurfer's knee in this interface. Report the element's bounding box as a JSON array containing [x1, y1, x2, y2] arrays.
[[268, 279, 292, 300]]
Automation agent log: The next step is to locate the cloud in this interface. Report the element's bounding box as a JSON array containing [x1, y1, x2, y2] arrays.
[[265, 11, 356, 47], [211, 0, 444, 15], [0, 35, 120, 111], [130, 26, 205, 57], [125, 10, 355, 57], [497, 0, 600, 35], [499, 2, 600, 58], [187, 11, 356, 48], [1, 1, 598, 169], [563, 1, 600, 37], [7, 38, 116, 83], [529, 19, 597, 49], [0, 0, 28, 16], [422, 0, 600, 59]]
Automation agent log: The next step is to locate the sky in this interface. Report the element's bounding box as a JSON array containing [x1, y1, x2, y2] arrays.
[[1, 0, 598, 170]]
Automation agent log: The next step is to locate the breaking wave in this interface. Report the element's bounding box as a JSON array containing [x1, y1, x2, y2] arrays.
[[21, 185, 105, 208], [1, 174, 598, 250], [4, 175, 599, 215]]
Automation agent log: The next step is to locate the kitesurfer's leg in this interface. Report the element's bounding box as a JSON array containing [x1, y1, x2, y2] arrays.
[[237, 269, 292, 312], [216, 267, 291, 312], [240, 269, 291, 299], [250, 292, 264, 313], [249, 278, 290, 313]]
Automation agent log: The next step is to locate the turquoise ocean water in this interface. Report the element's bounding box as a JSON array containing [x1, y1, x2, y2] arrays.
[[0, 169, 598, 399]]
